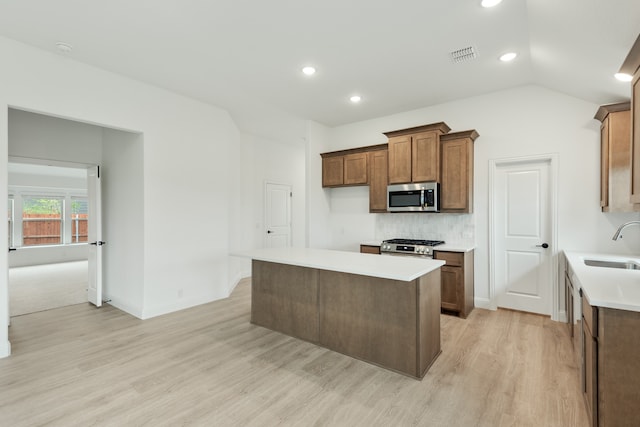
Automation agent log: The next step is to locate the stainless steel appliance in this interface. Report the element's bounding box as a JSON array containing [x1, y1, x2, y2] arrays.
[[387, 182, 439, 212], [380, 238, 445, 258]]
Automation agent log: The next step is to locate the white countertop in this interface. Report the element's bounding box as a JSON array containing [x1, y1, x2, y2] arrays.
[[435, 242, 475, 253], [564, 251, 640, 312], [232, 247, 445, 282], [359, 241, 475, 253]]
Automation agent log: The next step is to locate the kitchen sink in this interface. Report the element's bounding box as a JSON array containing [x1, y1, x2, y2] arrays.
[[583, 259, 640, 270]]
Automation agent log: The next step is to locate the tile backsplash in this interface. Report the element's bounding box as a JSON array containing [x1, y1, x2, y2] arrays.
[[375, 213, 474, 242]]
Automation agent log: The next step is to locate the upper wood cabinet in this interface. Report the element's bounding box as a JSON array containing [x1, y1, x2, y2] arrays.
[[322, 155, 344, 187], [384, 123, 451, 184], [632, 67, 640, 203], [594, 102, 638, 212], [620, 34, 640, 203], [440, 130, 478, 213], [321, 144, 386, 188], [368, 148, 389, 212]]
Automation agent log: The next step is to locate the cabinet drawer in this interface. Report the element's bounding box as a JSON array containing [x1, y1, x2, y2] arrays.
[[434, 251, 463, 267], [582, 292, 598, 337], [360, 245, 381, 255]]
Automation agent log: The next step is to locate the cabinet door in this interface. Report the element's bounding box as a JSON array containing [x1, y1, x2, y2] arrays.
[[600, 118, 610, 209], [369, 149, 389, 212], [388, 135, 412, 184], [360, 245, 381, 254], [565, 273, 574, 338], [440, 265, 462, 312], [343, 153, 368, 185], [322, 156, 344, 187], [412, 131, 439, 182], [441, 138, 473, 212], [582, 318, 598, 427], [631, 70, 640, 203]]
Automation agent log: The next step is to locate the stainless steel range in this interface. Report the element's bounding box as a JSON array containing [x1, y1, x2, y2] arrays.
[[380, 238, 445, 258]]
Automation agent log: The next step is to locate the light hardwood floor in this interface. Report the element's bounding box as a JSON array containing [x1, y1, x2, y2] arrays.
[[0, 279, 588, 426]]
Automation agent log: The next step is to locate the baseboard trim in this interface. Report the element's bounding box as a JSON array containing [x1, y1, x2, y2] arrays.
[[0, 339, 11, 358], [474, 297, 494, 310]]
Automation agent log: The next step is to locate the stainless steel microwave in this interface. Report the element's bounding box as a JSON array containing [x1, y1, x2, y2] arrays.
[[387, 182, 439, 212]]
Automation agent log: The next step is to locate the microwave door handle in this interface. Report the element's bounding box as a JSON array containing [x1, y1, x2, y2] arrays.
[[420, 190, 425, 209]]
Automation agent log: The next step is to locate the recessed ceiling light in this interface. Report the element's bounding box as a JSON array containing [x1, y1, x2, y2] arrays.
[[302, 66, 316, 76], [499, 52, 517, 62], [481, 0, 502, 7], [55, 42, 73, 53], [350, 95, 362, 103], [614, 72, 633, 82]]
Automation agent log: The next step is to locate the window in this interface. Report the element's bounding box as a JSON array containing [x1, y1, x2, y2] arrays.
[[22, 196, 63, 246], [71, 198, 88, 243]]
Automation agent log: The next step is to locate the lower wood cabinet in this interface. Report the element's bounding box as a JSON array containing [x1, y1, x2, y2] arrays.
[[433, 250, 474, 318], [359, 244, 381, 254], [579, 290, 640, 426], [357, 247, 475, 318]]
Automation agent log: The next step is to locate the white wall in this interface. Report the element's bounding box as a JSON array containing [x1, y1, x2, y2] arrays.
[[0, 35, 247, 357], [306, 121, 333, 249], [231, 133, 308, 278], [102, 128, 145, 317], [309, 85, 640, 314]]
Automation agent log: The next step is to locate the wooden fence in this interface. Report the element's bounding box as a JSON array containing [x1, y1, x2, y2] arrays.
[[22, 213, 88, 245]]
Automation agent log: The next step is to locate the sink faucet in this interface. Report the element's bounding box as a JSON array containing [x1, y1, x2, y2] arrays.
[[612, 221, 640, 240]]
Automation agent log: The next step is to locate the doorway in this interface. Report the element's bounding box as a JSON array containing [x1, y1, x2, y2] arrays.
[[489, 154, 558, 318], [264, 182, 292, 248], [7, 161, 95, 316]]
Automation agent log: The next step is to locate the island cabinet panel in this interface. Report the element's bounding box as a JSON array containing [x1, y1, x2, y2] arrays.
[[249, 256, 442, 378], [318, 271, 418, 376], [251, 261, 319, 343], [416, 270, 442, 375]]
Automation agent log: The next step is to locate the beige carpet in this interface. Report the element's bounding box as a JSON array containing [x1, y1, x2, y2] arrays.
[[9, 261, 88, 317]]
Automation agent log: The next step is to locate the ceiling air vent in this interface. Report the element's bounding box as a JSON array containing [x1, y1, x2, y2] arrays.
[[450, 46, 477, 63]]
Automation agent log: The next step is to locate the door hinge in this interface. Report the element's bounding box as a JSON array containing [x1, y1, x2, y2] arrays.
[[290, 192, 293, 197]]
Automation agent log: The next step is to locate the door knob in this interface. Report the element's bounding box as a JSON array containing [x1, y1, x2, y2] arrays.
[[536, 243, 549, 249]]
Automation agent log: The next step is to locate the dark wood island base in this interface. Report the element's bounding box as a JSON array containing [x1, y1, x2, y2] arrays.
[[251, 259, 442, 379]]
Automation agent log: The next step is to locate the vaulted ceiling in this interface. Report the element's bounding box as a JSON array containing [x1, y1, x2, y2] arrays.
[[0, 0, 638, 138]]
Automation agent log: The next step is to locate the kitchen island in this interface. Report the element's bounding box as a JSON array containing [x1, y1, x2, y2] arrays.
[[234, 247, 445, 378]]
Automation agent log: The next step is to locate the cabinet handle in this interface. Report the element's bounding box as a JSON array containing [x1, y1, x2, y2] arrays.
[[536, 243, 549, 249]]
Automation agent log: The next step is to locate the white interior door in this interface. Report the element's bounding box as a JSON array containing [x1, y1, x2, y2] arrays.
[[493, 159, 552, 315], [87, 166, 103, 307], [265, 182, 291, 248]]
